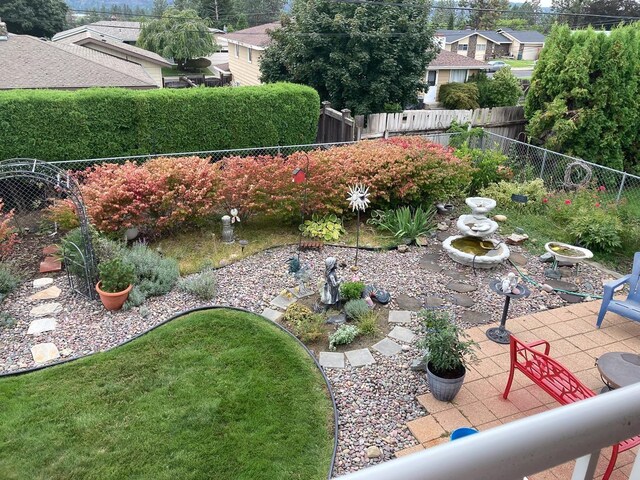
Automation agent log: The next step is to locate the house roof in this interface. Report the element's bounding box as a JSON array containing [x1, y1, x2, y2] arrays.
[[53, 21, 141, 43], [223, 22, 279, 49], [0, 34, 157, 90], [435, 29, 511, 44], [427, 50, 490, 70], [213, 62, 231, 75], [55, 30, 172, 67], [498, 28, 546, 44]]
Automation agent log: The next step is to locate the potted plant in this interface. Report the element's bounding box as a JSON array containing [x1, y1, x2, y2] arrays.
[[96, 258, 135, 311], [418, 310, 477, 402]]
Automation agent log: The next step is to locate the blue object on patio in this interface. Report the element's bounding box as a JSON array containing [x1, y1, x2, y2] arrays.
[[450, 427, 478, 441], [597, 252, 640, 328]]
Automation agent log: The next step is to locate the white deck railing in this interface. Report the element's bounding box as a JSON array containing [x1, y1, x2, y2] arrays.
[[338, 383, 640, 480]]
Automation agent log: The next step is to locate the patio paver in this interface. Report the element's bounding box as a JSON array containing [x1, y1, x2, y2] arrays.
[[345, 348, 375, 367], [388, 326, 416, 343], [319, 352, 345, 369], [371, 338, 402, 356], [388, 310, 412, 324]]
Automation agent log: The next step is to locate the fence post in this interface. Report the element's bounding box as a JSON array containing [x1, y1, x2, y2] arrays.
[[616, 173, 627, 203], [321, 101, 331, 143], [540, 150, 548, 178], [341, 109, 352, 142]]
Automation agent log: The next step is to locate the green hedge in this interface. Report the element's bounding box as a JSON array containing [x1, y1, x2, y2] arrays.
[[0, 83, 320, 161]]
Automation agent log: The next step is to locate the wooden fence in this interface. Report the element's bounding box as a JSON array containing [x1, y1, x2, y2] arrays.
[[355, 106, 526, 140], [316, 101, 357, 143]]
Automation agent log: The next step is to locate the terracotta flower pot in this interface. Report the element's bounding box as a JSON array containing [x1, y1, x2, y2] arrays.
[[96, 282, 132, 311]]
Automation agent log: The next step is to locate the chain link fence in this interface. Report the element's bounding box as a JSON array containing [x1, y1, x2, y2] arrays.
[[478, 132, 640, 207]]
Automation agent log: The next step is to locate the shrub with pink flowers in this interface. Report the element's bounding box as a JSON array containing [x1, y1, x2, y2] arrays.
[[0, 199, 18, 260]]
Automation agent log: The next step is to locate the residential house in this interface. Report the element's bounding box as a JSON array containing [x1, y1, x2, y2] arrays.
[[221, 22, 279, 86], [497, 28, 546, 61], [0, 32, 157, 90], [422, 50, 489, 104], [436, 29, 546, 61], [52, 30, 172, 87], [53, 21, 142, 44]]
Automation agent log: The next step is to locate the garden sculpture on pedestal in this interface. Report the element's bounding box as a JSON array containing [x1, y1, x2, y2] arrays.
[[321, 257, 341, 306]]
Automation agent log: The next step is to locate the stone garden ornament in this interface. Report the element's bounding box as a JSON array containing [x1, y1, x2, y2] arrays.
[[346, 183, 371, 267], [321, 257, 341, 306]]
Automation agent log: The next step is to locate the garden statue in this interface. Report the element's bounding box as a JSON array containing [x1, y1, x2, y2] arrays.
[[287, 256, 313, 297], [321, 257, 341, 306], [221, 215, 234, 243], [500, 272, 520, 295]]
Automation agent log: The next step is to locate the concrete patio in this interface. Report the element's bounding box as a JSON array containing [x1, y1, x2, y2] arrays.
[[399, 299, 640, 479]]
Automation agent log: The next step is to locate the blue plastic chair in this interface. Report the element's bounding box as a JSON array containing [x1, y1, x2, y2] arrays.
[[596, 252, 640, 328]]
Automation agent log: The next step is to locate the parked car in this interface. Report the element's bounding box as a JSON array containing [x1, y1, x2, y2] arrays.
[[487, 60, 508, 72]]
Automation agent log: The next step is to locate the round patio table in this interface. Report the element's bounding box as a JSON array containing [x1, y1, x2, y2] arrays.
[[596, 352, 640, 392], [486, 280, 530, 344]]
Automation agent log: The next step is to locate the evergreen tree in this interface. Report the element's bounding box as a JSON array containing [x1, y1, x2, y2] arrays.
[[152, 0, 169, 17], [525, 24, 640, 171], [457, 0, 510, 29], [260, 0, 437, 115]]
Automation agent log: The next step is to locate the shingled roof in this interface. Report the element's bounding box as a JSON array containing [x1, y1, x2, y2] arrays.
[[53, 21, 141, 43], [0, 34, 157, 90], [498, 28, 546, 44], [428, 50, 490, 70], [222, 22, 280, 49], [436, 29, 511, 44]]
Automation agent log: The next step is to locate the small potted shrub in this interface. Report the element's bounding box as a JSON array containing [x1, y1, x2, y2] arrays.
[[96, 258, 135, 311], [418, 310, 477, 402]]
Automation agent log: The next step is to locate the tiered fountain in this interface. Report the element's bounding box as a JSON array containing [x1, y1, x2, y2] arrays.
[[442, 197, 510, 269]]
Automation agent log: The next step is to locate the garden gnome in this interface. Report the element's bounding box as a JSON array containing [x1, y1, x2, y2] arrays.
[[321, 257, 341, 306]]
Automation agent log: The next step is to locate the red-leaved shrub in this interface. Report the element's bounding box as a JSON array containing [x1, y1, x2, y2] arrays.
[[80, 137, 474, 235], [0, 199, 18, 260]]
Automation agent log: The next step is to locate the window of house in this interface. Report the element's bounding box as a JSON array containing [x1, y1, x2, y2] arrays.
[[477, 44, 486, 52], [450, 70, 467, 83], [427, 70, 437, 87], [248, 47, 253, 63], [458, 44, 468, 51], [234, 43, 239, 58]]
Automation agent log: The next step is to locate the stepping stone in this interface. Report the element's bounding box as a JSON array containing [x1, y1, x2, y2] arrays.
[[345, 348, 376, 367], [30, 343, 60, 363], [39, 257, 62, 273], [270, 294, 296, 310], [42, 245, 60, 256], [451, 293, 475, 308], [425, 296, 446, 308], [446, 281, 477, 293], [261, 308, 283, 322], [461, 311, 492, 325], [509, 252, 528, 266], [372, 338, 402, 356], [326, 313, 346, 325], [27, 318, 57, 335], [30, 302, 62, 318], [388, 326, 416, 343], [33, 278, 54, 288], [442, 269, 468, 281], [545, 279, 579, 292], [436, 231, 450, 242], [559, 292, 585, 303], [395, 294, 422, 311], [388, 310, 412, 324], [419, 262, 443, 273], [28, 285, 61, 301], [319, 352, 345, 369]]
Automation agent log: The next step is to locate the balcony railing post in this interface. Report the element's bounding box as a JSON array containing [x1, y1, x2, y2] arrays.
[[571, 452, 600, 480]]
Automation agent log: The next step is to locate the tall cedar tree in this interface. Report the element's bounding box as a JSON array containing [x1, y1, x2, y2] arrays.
[[457, 0, 510, 29], [525, 24, 640, 172], [138, 8, 216, 70], [260, 0, 437, 115], [0, 0, 67, 38]]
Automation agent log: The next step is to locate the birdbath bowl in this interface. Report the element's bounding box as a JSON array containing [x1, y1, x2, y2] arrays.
[[465, 197, 497, 219], [544, 242, 593, 264]]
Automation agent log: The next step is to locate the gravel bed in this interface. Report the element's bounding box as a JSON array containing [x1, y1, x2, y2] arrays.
[[0, 227, 613, 476]]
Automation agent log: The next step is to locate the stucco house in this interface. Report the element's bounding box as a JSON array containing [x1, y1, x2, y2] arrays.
[[422, 50, 489, 104], [497, 28, 547, 61], [52, 29, 171, 87], [220, 22, 279, 86], [436, 29, 546, 61], [0, 31, 157, 90]]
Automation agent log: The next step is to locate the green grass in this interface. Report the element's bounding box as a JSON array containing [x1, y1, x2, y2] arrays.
[[155, 217, 397, 275], [0, 309, 334, 480], [503, 59, 536, 68]]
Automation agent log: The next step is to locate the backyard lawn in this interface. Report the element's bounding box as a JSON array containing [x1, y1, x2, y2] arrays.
[[503, 59, 536, 68], [0, 309, 334, 480]]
